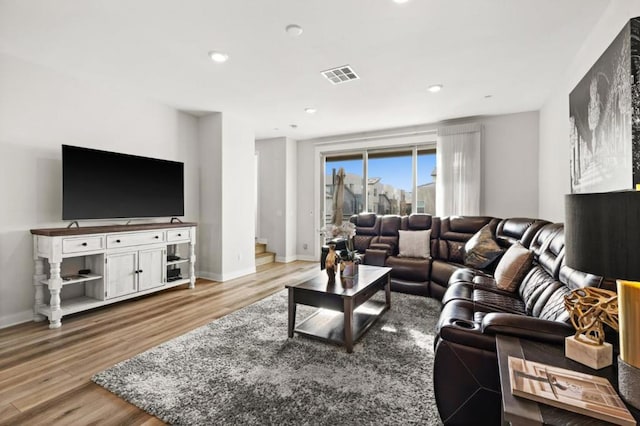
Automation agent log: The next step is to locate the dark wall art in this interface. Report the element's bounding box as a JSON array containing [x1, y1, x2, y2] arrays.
[[569, 17, 640, 194]]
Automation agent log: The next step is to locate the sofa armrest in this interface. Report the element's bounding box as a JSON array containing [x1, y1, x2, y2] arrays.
[[364, 248, 388, 267], [481, 312, 574, 344], [369, 242, 392, 254]]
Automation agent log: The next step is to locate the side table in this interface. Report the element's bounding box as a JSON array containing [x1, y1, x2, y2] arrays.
[[496, 335, 640, 425]]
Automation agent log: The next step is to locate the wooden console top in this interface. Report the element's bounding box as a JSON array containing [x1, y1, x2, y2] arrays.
[[30, 222, 198, 237]]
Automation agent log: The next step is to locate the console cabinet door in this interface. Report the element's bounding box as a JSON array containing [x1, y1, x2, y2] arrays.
[[106, 252, 138, 299], [138, 248, 165, 291]]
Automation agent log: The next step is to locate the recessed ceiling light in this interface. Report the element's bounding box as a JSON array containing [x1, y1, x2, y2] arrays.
[[208, 51, 229, 63], [305, 107, 317, 114], [285, 24, 303, 37], [428, 84, 443, 93], [484, 95, 493, 98], [393, 0, 410, 4]]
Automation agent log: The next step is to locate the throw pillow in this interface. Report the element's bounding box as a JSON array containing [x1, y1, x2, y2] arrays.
[[464, 224, 504, 269], [494, 242, 534, 292], [398, 230, 431, 258]]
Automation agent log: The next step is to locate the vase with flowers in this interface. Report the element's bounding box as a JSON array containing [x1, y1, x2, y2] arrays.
[[321, 221, 359, 278]]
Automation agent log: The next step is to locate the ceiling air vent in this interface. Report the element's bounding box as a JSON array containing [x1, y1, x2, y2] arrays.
[[321, 65, 359, 85]]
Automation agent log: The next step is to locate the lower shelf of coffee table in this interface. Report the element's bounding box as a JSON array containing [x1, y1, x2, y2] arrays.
[[294, 299, 387, 345]]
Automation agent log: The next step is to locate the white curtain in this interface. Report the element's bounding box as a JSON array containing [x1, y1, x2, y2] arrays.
[[436, 123, 481, 216]]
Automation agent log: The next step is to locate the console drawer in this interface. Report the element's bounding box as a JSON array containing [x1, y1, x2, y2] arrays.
[[107, 231, 165, 248], [62, 236, 105, 254], [167, 228, 190, 242]]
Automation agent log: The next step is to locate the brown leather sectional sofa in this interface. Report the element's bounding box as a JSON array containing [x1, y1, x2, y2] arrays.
[[341, 213, 609, 425]]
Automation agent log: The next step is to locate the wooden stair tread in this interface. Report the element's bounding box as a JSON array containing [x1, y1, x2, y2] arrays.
[[255, 251, 276, 266]]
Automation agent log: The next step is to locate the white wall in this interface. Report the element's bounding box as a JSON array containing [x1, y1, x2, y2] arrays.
[[220, 115, 256, 277], [538, 1, 640, 222], [284, 137, 298, 261], [255, 138, 286, 258], [482, 112, 539, 217], [255, 137, 297, 262], [296, 111, 540, 260], [0, 53, 200, 328], [296, 140, 316, 261], [197, 113, 223, 278], [198, 112, 256, 281]]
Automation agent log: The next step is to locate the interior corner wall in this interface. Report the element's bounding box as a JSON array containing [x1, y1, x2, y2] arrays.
[[255, 137, 297, 262], [0, 53, 200, 328], [538, 1, 640, 222]]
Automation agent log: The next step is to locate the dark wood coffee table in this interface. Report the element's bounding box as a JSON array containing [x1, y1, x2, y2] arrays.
[[286, 265, 392, 353]]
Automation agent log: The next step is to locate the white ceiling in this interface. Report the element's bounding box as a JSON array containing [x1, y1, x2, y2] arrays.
[[0, 0, 610, 140]]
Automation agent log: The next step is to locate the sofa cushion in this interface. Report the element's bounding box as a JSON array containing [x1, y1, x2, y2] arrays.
[[398, 229, 431, 258], [494, 243, 533, 292], [386, 256, 431, 282], [464, 224, 504, 269], [474, 289, 526, 314]]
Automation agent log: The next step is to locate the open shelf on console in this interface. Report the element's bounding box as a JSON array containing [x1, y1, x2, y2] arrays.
[[166, 259, 189, 267], [37, 296, 105, 317], [41, 273, 103, 286]]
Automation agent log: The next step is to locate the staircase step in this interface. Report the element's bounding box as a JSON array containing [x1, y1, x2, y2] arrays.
[[255, 243, 267, 255], [255, 251, 276, 266]]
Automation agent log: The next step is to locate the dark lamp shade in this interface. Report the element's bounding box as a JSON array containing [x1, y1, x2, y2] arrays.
[[565, 191, 640, 281]]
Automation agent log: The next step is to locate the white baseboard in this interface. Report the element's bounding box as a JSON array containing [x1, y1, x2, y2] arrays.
[[275, 255, 298, 263], [197, 266, 257, 282], [0, 309, 35, 329], [296, 254, 318, 262]]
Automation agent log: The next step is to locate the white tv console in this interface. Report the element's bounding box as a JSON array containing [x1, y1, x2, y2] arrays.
[[30, 222, 197, 329]]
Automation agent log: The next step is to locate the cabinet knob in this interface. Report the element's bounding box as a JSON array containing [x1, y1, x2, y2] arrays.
[[81, 242, 87, 246], [177, 233, 182, 237], [116, 239, 121, 243], [138, 269, 143, 274], [154, 236, 159, 239]]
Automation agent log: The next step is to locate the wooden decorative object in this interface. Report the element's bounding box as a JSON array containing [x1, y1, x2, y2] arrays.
[[564, 287, 619, 345], [563, 288, 619, 369], [325, 244, 337, 284]]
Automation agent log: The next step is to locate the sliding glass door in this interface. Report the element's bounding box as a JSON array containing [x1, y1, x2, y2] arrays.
[[324, 154, 364, 226], [323, 145, 436, 222], [367, 150, 412, 215]]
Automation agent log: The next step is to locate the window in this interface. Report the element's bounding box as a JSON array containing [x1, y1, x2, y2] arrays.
[[323, 145, 435, 220], [325, 154, 363, 225], [417, 149, 436, 214], [367, 150, 412, 215]]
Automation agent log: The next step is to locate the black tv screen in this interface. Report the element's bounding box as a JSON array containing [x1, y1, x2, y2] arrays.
[[62, 145, 184, 220]]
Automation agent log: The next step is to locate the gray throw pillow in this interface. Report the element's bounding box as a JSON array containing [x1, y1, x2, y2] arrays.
[[398, 230, 431, 258], [464, 224, 504, 269], [494, 242, 534, 292]]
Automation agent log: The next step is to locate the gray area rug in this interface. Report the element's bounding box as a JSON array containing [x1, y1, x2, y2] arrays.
[[92, 290, 443, 425]]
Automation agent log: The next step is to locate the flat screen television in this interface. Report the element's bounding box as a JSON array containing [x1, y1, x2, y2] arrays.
[[62, 145, 184, 220]]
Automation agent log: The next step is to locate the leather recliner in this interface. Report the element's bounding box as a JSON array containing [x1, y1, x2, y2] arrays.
[[380, 214, 437, 297], [429, 216, 499, 300], [432, 225, 603, 425]]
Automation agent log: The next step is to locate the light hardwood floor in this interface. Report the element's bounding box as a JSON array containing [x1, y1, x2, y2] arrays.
[[0, 260, 318, 426]]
